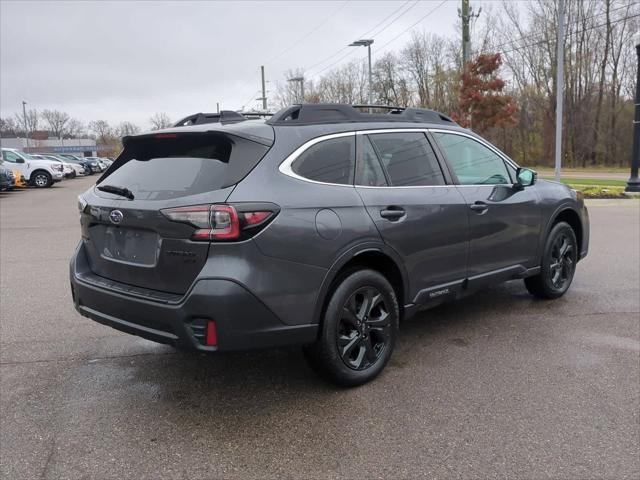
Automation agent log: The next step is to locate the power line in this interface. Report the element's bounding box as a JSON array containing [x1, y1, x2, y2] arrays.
[[306, 0, 424, 76], [491, 3, 637, 55], [265, 0, 351, 65], [303, 0, 415, 73], [498, 12, 640, 56], [372, 0, 448, 54]]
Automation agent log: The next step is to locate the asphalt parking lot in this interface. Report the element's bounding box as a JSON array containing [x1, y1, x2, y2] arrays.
[[1, 177, 638, 480]]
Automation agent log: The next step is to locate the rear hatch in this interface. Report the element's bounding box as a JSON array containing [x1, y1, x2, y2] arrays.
[[79, 124, 273, 295]]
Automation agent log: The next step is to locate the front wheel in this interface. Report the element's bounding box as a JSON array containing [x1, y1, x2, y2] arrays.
[[305, 269, 399, 387], [31, 171, 52, 188], [525, 221, 578, 299]]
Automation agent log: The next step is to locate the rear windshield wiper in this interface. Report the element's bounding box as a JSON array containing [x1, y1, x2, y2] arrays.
[[97, 184, 135, 200]]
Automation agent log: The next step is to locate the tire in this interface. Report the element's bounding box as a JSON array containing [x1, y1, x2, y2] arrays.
[[31, 170, 52, 188], [525, 221, 578, 299], [305, 269, 399, 387]]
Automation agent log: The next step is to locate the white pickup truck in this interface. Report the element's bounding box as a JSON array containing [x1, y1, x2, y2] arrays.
[[1, 147, 65, 188]]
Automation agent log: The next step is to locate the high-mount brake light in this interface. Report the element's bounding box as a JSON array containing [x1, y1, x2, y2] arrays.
[[161, 205, 274, 242], [154, 133, 178, 139]]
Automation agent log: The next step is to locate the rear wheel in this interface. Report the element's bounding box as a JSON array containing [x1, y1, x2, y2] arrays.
[[525, 221, 577, 299], [31, 171, 52, 188], [305, 269, 399, 386]]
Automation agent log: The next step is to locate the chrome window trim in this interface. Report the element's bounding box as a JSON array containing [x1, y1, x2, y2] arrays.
[[278, 127, 520, 188], [427, 128, 520, 171], [278, 131, 356, 188]]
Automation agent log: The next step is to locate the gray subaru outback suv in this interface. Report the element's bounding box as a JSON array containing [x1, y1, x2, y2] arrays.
[[70, 104, 589, 386]]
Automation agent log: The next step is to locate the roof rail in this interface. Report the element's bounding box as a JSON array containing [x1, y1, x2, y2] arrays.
[[266, 103, 456, 126]]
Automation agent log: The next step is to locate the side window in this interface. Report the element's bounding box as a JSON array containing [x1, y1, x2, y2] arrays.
[[2, 151, 21, 163], [355, 136, 387, 186], [291, 136, 355, 185], [433, 132, 510, 185], [368, 132, 445, 186]]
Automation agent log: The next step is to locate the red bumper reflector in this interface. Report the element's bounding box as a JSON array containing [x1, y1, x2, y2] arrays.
[[206, 320, 218, 346]]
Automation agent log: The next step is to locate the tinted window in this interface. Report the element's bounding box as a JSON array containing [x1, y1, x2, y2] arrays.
[[368, 132, 445, 186], [99, 132, 270, 200], [433, 132, 510, 185], [355, 136, 387, 186], [2, 151, 22, 163], [291, 136, 355, 185]]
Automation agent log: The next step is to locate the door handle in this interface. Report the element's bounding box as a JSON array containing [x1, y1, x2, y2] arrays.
[[469, 201, 489, 213], [380, 207, 406, 220]]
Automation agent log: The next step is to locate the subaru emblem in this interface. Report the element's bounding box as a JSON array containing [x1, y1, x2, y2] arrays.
[[109, 210, 124, 224]]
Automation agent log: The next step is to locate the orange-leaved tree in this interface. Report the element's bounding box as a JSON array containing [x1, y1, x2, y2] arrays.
[[453, 53, 517, 133]]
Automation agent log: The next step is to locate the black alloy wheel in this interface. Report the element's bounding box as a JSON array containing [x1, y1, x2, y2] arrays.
[[304, 269, 399, 386], [337, 286, 391, 371], [525, 221, 578, 299]]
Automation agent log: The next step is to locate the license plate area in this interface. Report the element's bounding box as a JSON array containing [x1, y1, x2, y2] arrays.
[[99, 226, 159, 266]]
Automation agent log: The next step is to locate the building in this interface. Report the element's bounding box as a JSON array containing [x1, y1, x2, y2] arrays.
[[0, 136, 99, 157]]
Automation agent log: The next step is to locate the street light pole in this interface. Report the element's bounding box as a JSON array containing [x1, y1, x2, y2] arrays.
[[625, 39, 640, 193], [554, 0, 565, 182], [287, 76, 305, 103], [22, 101, 29, 151], [349, 39, 374, 108]]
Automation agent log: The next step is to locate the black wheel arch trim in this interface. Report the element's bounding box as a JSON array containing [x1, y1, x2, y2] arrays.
[[312, 241, 410, 326], [541, 202, 585, 263]]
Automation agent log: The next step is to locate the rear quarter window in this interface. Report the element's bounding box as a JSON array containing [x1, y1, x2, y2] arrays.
[[290, 136, 355, 185]]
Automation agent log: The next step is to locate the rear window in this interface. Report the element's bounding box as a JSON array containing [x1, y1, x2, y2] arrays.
[[99, 132, 270, 200]]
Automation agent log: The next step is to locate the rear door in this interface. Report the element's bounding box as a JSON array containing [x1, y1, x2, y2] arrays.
[[431, 130, 541, 282], [81, 129, 272, 295], [354, 130, 468, 304]]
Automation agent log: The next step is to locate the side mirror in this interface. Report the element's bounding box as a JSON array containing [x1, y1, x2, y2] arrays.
[[515, 167, 536, 189], [15, 157, 25, 164]]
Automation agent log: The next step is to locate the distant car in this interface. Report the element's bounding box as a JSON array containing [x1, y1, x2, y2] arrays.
[[1, 148, 64, 188], [45, 154, 86, 177], [99, 157, 113, 167], [83, 157, 105, 173], [0, 159, 16, 191], [30, 154, 77, 179], [59, 154, 93, 175]]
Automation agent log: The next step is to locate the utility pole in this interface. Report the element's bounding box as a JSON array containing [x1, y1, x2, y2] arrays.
[[554, 0, 565, 182], [625, 38, 640, 193], [257, 65, 268, 111], [216, 102, 220, 114], [461, 0, 470, 66], [22, 101, 29, 150]]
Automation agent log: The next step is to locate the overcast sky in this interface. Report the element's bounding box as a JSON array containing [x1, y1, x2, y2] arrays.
[[1, 0, 498, 130]]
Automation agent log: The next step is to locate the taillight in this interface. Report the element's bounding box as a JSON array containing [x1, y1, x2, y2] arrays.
[[161, 204, 276, 242]]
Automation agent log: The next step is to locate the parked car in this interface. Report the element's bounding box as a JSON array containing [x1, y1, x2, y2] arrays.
[[29, 154, 76, 178], [83, 157, 106, 173], [0, 159, 16, 191], [46, 154, 86, 177], [59, 154, 93, 175], [70, 104, 590, 386], [1, 147, 64, 187], [99, 157, 113, 167]]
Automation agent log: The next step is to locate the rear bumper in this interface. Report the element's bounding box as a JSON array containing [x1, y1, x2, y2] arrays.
[[69, 244, 317, 352]]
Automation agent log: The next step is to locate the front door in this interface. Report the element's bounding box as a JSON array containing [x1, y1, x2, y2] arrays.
[[431, 130, 541, 283], [354, 131, 469, 305]]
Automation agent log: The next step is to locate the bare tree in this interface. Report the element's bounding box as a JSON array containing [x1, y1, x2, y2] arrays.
[[116, 121, 140, 137], [88, 120, 114, 144], [63, 118, 85, 138], [0, 117, 19, 136], [14, 108, 39, 136], [41, 109, 70, 139], [149, 113, 172, 130]]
